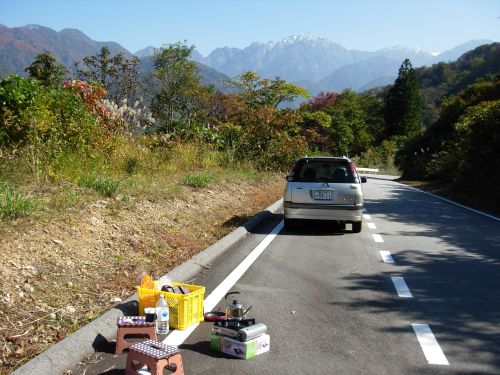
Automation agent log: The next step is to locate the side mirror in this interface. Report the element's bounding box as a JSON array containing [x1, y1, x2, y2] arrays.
[[361, 177, 367, 183], [286, 175, 294, 182]]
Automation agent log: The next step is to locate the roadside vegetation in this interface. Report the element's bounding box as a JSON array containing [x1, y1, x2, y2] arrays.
[[0, 42, 498, 372]]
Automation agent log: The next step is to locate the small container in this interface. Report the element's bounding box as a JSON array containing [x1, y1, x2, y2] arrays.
[[155, 295, 169, 334], [145, 307, 156, 323]]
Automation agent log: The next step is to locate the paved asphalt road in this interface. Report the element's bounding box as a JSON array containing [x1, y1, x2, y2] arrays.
[[69, 175, 500, 375]]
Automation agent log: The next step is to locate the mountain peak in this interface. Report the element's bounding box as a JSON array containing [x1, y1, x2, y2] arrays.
[[278, 33, 340, 47], [281, 33, 316, 44], [379, 45, 425, 54], [23, 24, 43, 30], [134, 46, 156, 57], [60, 28, 92, 40]]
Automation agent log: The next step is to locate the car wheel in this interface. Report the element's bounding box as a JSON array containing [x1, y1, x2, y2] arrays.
[[352, 221, 362, 233], [284, 218, 295, 231]]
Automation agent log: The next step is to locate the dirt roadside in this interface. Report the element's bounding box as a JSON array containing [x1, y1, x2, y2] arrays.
[[0, 176, 285, 374]]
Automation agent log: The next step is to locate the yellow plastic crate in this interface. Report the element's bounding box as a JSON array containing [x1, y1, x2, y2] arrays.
[[137, 282, 205, 330]]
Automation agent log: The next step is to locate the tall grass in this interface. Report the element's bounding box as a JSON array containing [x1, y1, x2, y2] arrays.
[[0, 184, 39, 220], [78, 176, 121, 197], [182, 172, 215, 188], [0, 134, 270, 217]]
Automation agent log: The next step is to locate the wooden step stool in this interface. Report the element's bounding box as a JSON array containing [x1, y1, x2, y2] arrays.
[[125, 339, 184, 375], [115, 316, 157, 354]]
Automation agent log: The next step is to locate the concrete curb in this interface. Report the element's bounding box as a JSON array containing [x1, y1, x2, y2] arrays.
[[12, 198, 283, 375]]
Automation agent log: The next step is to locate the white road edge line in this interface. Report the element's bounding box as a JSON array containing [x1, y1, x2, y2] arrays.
[[391, 276, 413, 298], [412, 323, 450, 365], [363, 214, 371, 220], [372, 233, 384, 243], [163, 220, 284, 346], [396, 181, 500, 222], [380, 251, 395, 264], [367, 222, 377, 229]]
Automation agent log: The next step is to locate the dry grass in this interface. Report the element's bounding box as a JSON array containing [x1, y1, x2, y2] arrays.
[[0, 168, 285, 373]]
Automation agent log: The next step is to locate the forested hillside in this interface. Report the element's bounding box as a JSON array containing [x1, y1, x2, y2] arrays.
[[0, 24, 230, 91], [1, 42, 499, 219], [395, 43, 499, 210], [2, 25, 493, 94], [417, 43, 500, 126]]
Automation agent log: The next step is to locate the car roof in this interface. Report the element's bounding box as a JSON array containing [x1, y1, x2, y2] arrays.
[[298, 156, 351, 162]]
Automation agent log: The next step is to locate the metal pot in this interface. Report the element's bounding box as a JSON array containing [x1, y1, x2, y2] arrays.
[[225, 292, 252, 320]]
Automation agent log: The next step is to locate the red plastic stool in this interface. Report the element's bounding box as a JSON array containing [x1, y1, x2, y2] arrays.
[[115, 316, 157, 354], [125, 339, 184, 375]]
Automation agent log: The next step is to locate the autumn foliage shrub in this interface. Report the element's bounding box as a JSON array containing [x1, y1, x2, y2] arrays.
[[0, 75, 98, 151], [0, 75, 40, 146], [63, 79, 107, 115]]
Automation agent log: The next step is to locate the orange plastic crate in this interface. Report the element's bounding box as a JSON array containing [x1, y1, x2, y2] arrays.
[[137, 282, 205, 330]]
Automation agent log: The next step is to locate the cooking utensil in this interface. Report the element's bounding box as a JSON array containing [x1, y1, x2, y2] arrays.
[[213, 318, 256, 330], [204, 311, 227, 321], [225, 292, 252, 321]]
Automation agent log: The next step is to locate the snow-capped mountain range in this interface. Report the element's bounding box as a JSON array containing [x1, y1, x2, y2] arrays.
[[182, 35, 492, 92], [0, 24, 493, 94]]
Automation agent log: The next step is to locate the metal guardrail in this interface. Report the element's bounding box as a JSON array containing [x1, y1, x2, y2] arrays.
[[357, 167, 379, 174]]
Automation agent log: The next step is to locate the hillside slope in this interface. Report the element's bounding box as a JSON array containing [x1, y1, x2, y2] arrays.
[[0, 24, 129, 76], [0, 24, 230, 91]]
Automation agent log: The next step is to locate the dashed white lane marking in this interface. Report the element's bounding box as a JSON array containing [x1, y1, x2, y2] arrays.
[[363, 214, 371, 220], [412, 323, 450, 365], [391, 276, 413, 298], [163, 220, 284, 346], [372, 233, 384, 242], [380, 251, 395, 264], [367, 222, 377, 229]]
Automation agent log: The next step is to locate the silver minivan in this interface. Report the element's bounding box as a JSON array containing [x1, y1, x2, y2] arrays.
[[283, 156, 366, 232]]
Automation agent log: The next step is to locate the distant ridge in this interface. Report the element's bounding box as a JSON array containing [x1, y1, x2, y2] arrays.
[[189, 34, 493, 93], [0, 24, 230, 92], [0, 24, 130, 76], [0, 25, 494, 95]]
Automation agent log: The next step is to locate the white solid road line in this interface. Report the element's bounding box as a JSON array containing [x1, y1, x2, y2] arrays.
[[397, 181, 500, 222], [163, 220, 284, 346], [391, 276, 413, 298], [380, 251, 395, 264], [372, 233, 384, 243], [363, 214, 371, 220], [412, 323, 450, 365], [367, 222, 377, 229]]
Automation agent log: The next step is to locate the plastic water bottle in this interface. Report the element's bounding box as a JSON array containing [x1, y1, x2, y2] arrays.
[[156, 294, 169, 334]]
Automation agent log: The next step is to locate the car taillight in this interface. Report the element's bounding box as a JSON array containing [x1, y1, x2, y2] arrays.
[[348, 162, 357, 174]]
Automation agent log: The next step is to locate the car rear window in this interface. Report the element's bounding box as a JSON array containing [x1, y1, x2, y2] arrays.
[[291, 159, 357, 183]]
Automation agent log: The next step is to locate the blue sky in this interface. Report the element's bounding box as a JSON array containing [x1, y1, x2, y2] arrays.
[[1, 0, 499, 55]]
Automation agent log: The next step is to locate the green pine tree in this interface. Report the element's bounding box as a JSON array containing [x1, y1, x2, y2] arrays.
[[384, 59, 423, 138], [25, 51, 67, 87]]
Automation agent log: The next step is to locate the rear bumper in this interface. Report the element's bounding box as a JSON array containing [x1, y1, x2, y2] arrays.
[[284, 201, 363, 222]]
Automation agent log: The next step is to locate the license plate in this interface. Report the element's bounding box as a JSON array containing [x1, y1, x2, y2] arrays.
[[312, 190, 333, 200]]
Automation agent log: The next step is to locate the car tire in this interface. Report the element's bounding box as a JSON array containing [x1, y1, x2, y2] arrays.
[[352, 221, 362, 233], [284, 218, 295, 231]]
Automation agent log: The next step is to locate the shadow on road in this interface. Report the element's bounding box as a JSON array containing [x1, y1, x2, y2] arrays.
[[333, 184, 500, 373], [179, 340, 240, 359]]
